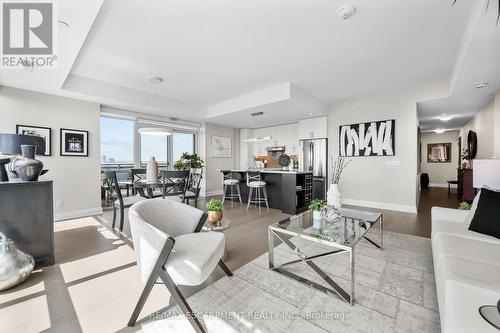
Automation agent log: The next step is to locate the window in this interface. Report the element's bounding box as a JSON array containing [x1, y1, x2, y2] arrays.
[[100, 117, 134, 166], [173, 132, 195, 161], [140, 133, 168, 166]]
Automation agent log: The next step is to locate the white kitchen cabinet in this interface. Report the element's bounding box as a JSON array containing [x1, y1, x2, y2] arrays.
[[298, 116, 327, 140]]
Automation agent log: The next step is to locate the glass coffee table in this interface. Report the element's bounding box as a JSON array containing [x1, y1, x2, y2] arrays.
[[268, 208, 383, 305]]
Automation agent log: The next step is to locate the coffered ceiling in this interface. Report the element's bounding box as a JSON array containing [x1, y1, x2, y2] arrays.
[[1, 0, 498, 129]]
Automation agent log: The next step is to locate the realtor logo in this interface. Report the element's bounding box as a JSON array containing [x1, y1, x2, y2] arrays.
[[1, 0, 57, 69]]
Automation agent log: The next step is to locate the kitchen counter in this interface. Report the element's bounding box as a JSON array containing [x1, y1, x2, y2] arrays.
[[219, 169, 312, 174], [220, 170, 313, 214]]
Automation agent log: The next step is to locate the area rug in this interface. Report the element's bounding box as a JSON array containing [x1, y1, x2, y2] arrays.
[[142, 230, 440, 333]]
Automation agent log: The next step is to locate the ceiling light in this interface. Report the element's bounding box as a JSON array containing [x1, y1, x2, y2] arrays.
[[337, 4, 356, 20], [308, 113, 313, 116], [138, 127, 171, 136], [244, 136, 272, 143], [473, 82, 488, 89], [251, 112, 264, 117], [150, 77, 164, 84], [58, 20, 70, 28], [434, 129, 445, 134], [439, 113, 454, 122]]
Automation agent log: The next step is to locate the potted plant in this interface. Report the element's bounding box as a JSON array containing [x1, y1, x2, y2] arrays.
[[174, 153, 204, 171], [206, 199, 223, 224], [327, 156, 351, 210], [458, 201, 472, 210], [309, 199, 325, 220]]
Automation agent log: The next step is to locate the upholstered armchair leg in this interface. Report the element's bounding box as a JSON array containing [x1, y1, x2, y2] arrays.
[[128, 237, 176, 327], [158, 268, 206, 333], [112, 206, 117, 228], [218, 260, 233, 277]]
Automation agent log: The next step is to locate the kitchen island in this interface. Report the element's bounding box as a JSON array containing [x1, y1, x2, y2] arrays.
[[220, 169, 313, 215]]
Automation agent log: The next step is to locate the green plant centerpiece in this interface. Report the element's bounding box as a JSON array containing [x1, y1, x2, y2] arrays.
[[458, 201, 472, 210], [309, 199, 325, 221], [206, 199, 223, 224], [174, 153, 204, 171]]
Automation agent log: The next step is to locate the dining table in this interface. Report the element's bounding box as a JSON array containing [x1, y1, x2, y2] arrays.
[[133, 179, 181, 199]]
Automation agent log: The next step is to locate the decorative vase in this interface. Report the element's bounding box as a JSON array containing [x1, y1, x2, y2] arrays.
[[320, 205, 341, 223], [313, 210, 322, 220], [146, 156, 158, 182], [327, 183, 342, 210], [8, 145, 44, 181], [207, 210, 223, 224], [0, 232, 34, 291]]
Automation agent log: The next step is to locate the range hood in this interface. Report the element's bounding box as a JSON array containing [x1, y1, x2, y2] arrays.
[[266, 146, 285, 152]]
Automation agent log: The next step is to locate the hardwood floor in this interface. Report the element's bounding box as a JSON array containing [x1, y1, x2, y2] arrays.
[[0, 188, 459, 332]]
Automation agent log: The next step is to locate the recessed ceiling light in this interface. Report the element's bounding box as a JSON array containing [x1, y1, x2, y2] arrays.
[[337, 4, 356, 20], [251, 112, 264, 117], [473, 82, 488, 89], [150, 77, 164, 84], [439, 113, 454, 122], [309, 113, 313, 116], [434, 128, 445, 134]]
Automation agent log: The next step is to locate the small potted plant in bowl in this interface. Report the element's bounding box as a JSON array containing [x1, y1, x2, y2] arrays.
[[206, 199, 223, 225], [309, 199, 325, 220]]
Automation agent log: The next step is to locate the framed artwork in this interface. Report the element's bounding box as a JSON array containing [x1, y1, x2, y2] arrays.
[[60, 128, 88, 156], [16, 124, 51, 156], [211, 136, 231, 158], [339, 119, 395, 157], [427, 143, 451, 163]]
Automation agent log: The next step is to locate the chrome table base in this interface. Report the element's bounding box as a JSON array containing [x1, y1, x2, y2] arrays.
[[268, 215, 383, 305]]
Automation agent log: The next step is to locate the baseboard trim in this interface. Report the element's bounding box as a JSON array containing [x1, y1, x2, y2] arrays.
[[429, 183, 457, 188], [200, 190, 224, 198], [54, 207, 103, 222], [342, 198, 417, 214]]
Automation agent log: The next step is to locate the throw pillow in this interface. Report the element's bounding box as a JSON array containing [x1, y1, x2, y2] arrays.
[[468, 187, 500, 239]]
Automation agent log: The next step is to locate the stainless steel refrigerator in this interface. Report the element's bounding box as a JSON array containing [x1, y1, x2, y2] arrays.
[[299, 138, 327, 200]]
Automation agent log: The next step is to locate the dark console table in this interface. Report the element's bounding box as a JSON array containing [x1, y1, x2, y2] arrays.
[[0, 180, 54, 266]]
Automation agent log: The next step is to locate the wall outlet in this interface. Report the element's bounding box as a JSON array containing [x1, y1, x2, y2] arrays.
[[56, 200, 63, 207]]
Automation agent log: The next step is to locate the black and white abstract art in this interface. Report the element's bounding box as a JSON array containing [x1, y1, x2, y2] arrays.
[[339, 120, 395, 157], [60, 128, 89, 156]]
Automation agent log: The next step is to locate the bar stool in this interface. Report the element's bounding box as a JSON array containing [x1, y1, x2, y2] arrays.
[[222, 172, 242, 205], [246, 171, 269, 210]]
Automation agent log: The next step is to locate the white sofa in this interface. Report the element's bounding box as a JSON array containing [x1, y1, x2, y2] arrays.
[[431, 204, 500, 333]]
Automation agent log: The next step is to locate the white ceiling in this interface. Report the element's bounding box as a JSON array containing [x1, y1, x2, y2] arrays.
[[418, 0, 500, 132], [1, 0, 498, 129]]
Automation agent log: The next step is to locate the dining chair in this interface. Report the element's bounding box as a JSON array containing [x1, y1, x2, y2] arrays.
[[184, 168, 203, 208], [102, 171, 146, 231], [127, 198, 232, 333], [132, 168, 163, 198], [160, 170, 190, 201]]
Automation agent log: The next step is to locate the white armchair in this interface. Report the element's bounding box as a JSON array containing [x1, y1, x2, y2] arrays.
[[127, 198, 232, 333]]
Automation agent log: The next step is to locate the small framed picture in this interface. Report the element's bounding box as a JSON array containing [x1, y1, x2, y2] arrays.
[[60, 128, 88, 157], [16, 124, 52, 156], [427, 143, 451, 163]]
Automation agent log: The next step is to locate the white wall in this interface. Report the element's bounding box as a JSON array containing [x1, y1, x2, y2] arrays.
[[0, 86, 102, 221], [460, 99, 495, 159], [328, 85, 447, 213], [420, 131, 459, 186], [199, 123, 239, 196]]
